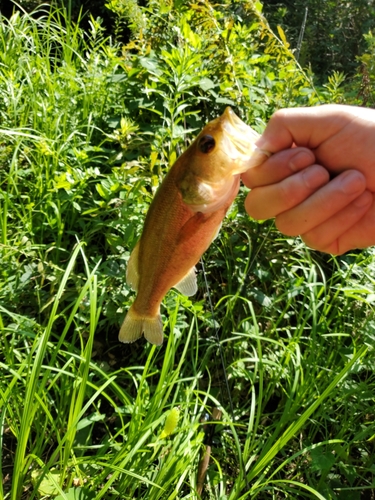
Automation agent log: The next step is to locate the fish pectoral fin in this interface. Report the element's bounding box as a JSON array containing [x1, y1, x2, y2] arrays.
[[126, 241, 140, 291], [177, 211, 213, 245], [173, 266, 197, 297], [211, 221, 222, 242], [119, 305, 164, 345]]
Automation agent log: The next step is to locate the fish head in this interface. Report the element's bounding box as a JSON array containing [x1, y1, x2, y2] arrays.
[[175, 107, 270, 213]]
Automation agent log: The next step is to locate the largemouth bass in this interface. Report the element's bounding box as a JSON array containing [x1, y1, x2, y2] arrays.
[[119, 107, 269, 345]]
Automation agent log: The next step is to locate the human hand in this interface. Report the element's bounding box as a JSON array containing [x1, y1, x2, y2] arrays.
[[242, 105, 375, 254]]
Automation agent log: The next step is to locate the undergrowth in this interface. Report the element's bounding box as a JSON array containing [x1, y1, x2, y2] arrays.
[[0, 2, 374, 500]]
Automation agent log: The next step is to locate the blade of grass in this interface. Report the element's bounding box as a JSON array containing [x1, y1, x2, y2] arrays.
[[10, 243, 82, 499]]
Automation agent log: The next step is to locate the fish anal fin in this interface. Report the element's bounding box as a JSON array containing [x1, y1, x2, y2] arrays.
[[126, 241, 140, 291], [119, 305, 164, 345], [173, 267, 197, 297]]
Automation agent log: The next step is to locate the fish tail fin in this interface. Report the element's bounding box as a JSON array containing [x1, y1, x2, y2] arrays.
[[119, 305, 164, 345], [143, 315, 164, 345], [119, 305, 144, 343]]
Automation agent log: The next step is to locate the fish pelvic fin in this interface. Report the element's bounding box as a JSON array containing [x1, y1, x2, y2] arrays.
[[119, 305, 164, 345]]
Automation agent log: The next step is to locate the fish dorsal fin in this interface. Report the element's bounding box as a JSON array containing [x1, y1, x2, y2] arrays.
[[126, 241, 140, 291], [173, 267, 197, 296]]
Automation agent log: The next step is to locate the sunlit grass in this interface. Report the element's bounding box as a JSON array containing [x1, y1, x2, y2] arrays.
[[1, 3, 375, 500], [1, 245, 209, 499]]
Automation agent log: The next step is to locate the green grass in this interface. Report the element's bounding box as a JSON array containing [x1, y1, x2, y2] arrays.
[[1, 2, 375, 500]]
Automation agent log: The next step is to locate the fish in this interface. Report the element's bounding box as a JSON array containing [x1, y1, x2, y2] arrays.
[[119, 107, 269, 345]]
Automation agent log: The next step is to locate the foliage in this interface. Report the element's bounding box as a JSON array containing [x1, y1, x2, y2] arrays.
[[263, 0, 375, 81], [0, 1, 375, 500], [105, 0, 145, 38], [352, 30, 375, 107]]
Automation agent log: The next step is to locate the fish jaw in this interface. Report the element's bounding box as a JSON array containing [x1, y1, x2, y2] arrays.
[[218, 107, 270, 174]]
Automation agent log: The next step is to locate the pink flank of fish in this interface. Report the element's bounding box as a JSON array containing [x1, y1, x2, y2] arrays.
[[119, 107, 270, 345]]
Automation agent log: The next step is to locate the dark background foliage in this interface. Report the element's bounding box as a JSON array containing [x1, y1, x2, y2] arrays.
[[263, 0, 375, 80], [4, 0, 375, 82]]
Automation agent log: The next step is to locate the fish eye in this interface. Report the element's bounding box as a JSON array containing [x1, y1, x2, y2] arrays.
[[198, 135, 215, 154]]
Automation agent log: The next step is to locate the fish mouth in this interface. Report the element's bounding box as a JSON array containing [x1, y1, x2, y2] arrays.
[[220, 107, 270, 169]]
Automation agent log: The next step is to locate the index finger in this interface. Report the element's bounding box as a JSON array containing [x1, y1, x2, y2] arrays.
[[255, 105, 354, 153]]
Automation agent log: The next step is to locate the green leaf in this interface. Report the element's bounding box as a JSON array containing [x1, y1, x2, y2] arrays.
[[139, 56, 162, 76], [216, 97, 236, 105], [277, 25, 290, 48], [55, 487, 96, 500], [199, 77, 216, 91], [76, 412, 105, 431], [96, 183, 108, 199], [109, 73, 127, 83], [310, 448, 336, 472], [54, 173, 73, 190], [254, 1, 263, 13], [31, 469, 61, 496]]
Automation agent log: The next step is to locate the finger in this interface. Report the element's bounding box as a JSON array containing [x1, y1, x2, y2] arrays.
[[242, 147, 315, 188], [322, 194, 375, 254], [255, 105, 353, 153], [275, 170, 367, 235], [245, 164, 329, 220], [301, 191, 373, 254]]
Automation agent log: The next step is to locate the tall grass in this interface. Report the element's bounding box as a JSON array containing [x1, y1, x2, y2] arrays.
[[0, 2, 374, 500]]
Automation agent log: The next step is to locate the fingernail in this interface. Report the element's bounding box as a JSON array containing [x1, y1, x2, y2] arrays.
[[255, 136, 271, 152], [302, 165, 328, 189], [340, 171, 365, 195], [289, 151, 315, 172], [353, 191, 372, 208]]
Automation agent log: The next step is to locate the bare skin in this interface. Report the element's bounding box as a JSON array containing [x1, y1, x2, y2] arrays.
[[242, 105, 375, 254]]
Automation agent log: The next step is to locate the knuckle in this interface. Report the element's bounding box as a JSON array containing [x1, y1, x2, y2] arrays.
[[278, 182, 301, 209], [302, 232, 326, 252], [244, 192, 265, 220], [271, 108, 292, 124], [275, 214, 300, 236]]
